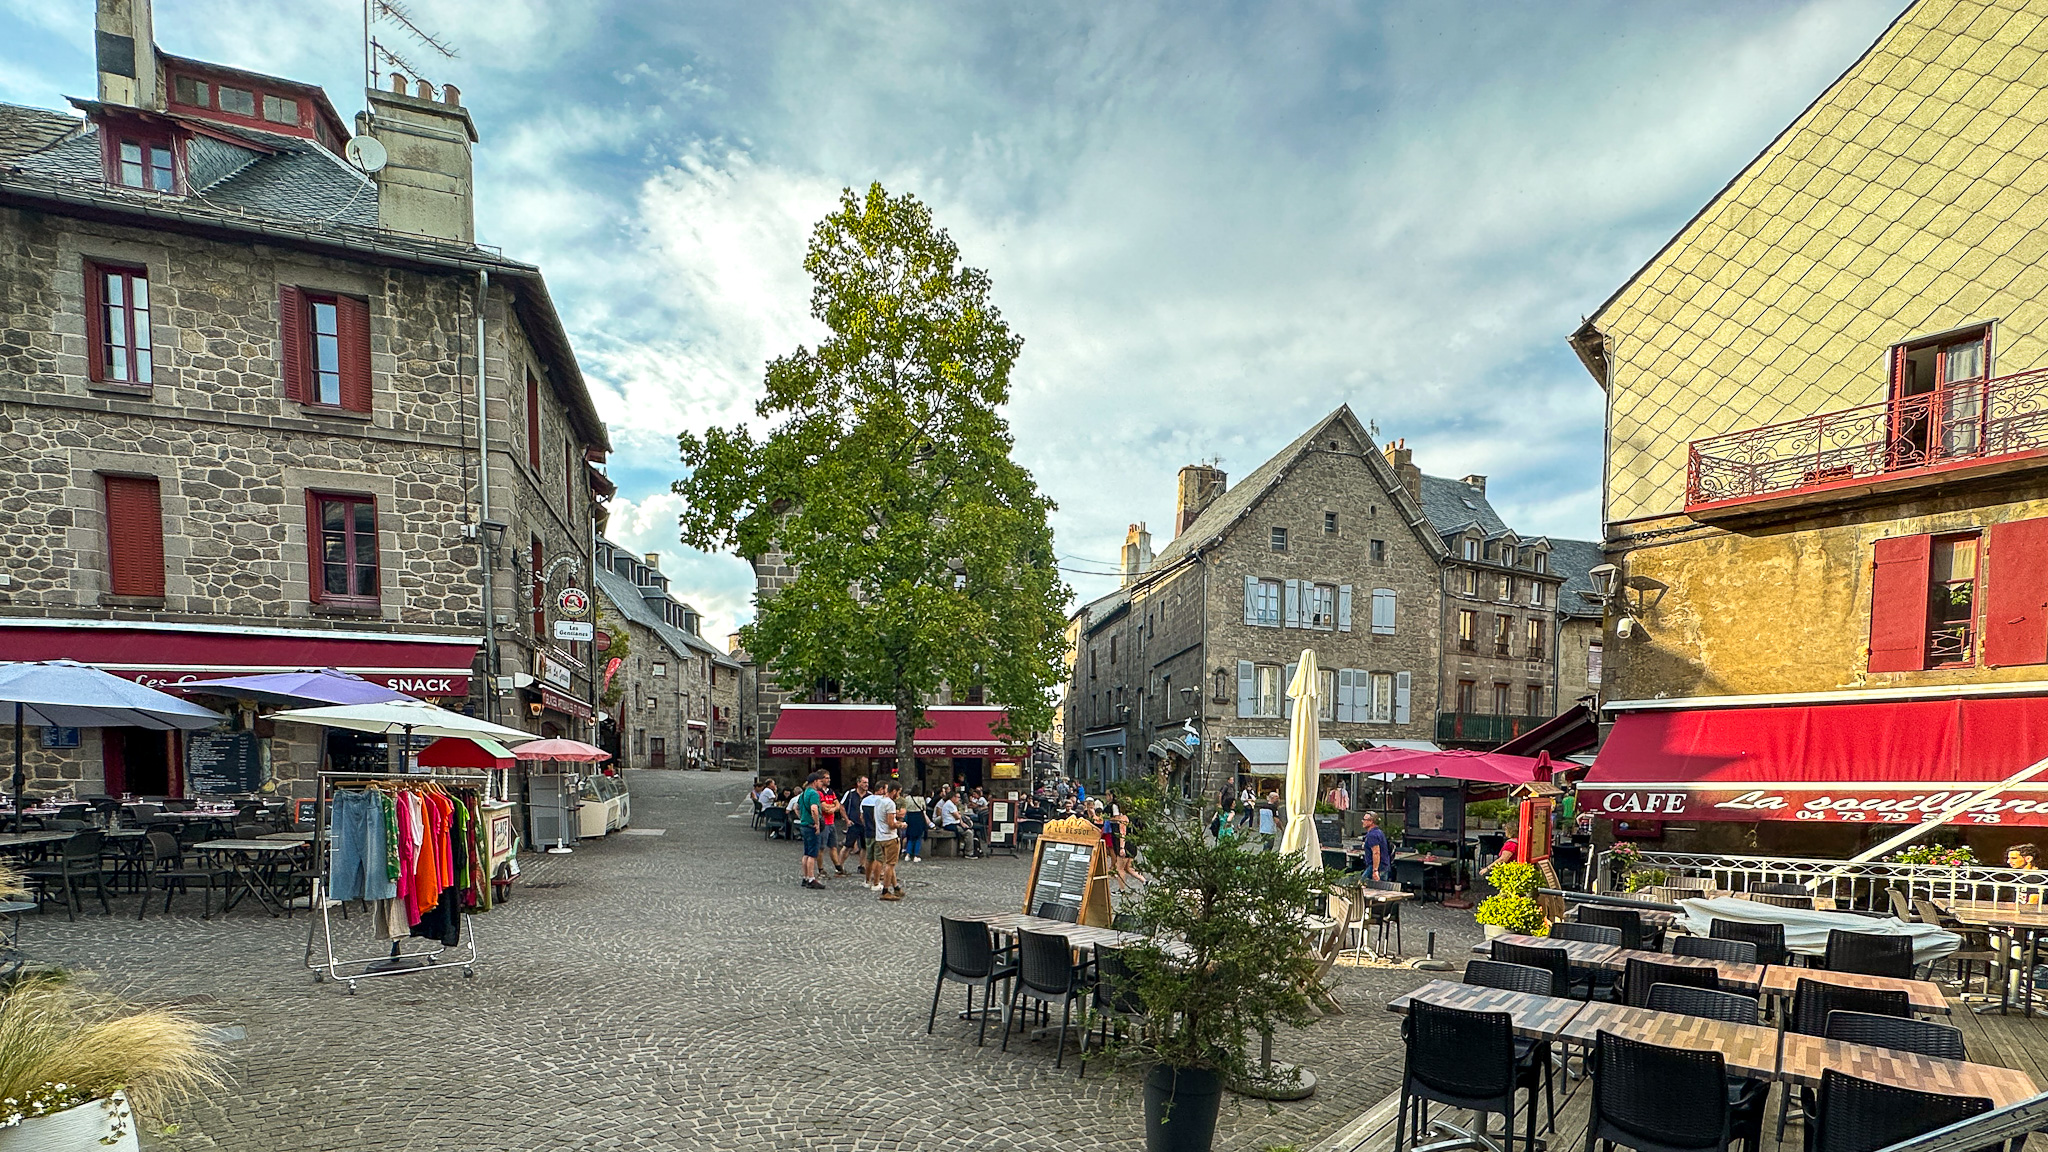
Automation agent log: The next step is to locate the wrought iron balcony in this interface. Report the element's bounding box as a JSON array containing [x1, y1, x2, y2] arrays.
[[1435, 711, 1549, 745], [1685, 367, 2048, 516]]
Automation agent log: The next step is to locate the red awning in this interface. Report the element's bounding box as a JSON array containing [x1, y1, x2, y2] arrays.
[[0, 621, 478, 698], [417, 737, 514, 770], [766, 705, 1020, 757], [1585, 695, 2048, 826]]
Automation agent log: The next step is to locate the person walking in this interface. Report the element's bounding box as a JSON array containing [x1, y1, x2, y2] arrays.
[[1255, 791, 1278, 850], [838, 775, 871, 875], [820, 783, 847, 876], [1359, 810, 1391, 881], [861, 783, 891, 890], [796, 772, 827, 889], [873, 782, 905, 900], [902, 791, 928, 862]]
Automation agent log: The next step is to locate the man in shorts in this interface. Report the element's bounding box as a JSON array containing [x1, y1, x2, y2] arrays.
[[835, 775, 870, 876], [796, 771, 827, 889], [872, 782, 905, 900]]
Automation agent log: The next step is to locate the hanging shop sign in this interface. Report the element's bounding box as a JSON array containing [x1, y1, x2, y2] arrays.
[[536, 650, 576, 690], [556, 587, 591, 619], [553, 620, 594, 641], [540, 686, 593, 721]]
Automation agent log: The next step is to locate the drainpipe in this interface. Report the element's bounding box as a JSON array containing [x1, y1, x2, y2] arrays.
[[476, 268, 498, 722]]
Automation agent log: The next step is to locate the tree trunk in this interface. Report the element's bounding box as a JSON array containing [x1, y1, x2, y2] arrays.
[[894, 695, 920, 792]]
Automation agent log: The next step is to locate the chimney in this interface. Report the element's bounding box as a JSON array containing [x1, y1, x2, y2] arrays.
[[1462, 474, 1487, 496], [1174, 465, 1227, 536], [645, 553, 661, 570], [360, 79, 479, 243], [1122, 523, 1154, 586], [95, 0, 160, 110], [1383, 439, 1422, 502]]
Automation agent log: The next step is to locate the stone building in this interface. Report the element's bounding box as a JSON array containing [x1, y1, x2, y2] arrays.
[[593, 539, 742, 771], [1405, 453, 1568, 748], [0, 0, 609, 799], [1547, 538, 1606, 709], [1569, 0, 2048, 852], [1065, 406, 1444, 795]]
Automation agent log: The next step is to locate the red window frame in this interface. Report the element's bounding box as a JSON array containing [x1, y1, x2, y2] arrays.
[[102, 474, 165, 598], [278, 287, 371, 411], [526, 373, 542, 470], [1887, 325, 1992, 470], [306, 492, 380, 607], [84, 262, 152, 386], [104, 128, 177, 192]]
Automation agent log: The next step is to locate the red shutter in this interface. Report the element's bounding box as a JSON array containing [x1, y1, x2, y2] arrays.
[[279, 285, 307, 402], [1868, 534, 1933, 672], [104, 475, 164, 598], [304, 490, 325, 603], [84, 264, 107, 382], [526, 374, 541, 469], [1984, 519, 2048, 667], [335, 294, 372, 412]]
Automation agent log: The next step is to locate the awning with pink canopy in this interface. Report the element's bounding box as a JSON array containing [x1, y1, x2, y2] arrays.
[[512, 738, 611, 763], [1319, 746, 1555, 788]]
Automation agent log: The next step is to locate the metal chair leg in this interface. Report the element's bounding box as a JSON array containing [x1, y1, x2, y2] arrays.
[[928, 971, 946, 1035]]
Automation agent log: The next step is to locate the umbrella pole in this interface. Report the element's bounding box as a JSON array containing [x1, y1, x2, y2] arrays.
[[11, 703, 21, 833]]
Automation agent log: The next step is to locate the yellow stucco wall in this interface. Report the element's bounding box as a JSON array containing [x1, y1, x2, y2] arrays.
[[1594, 0, 2048, 524]]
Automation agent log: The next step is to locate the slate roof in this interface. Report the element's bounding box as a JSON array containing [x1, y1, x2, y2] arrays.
[[1417, 473, 1512, 541], [0, 104, 85, 162], [596, 566, 739, 670], [1547, 538, 1607, 619]]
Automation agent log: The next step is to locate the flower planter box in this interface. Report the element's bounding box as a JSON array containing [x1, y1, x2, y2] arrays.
[[0, 1092, 137, 1151]]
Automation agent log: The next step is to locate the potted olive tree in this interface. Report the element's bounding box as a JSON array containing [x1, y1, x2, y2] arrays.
[[1109, 818, 1329, 1152], [0, 977, 222, 1150]]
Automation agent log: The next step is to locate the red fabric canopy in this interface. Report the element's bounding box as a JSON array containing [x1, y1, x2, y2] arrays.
[[0, 622, 477, 698], [1321, 746, 1552, 786], [766, 705, 1019, 757], [1585, 696, 2048, 826], [417, 737, 513, 770]]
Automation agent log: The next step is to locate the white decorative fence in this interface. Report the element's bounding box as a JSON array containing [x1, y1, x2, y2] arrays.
[[1627, 850, 2047, 912]]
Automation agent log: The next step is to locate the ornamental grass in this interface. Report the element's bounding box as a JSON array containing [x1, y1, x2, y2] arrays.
[[0, 977, 223, 1125]]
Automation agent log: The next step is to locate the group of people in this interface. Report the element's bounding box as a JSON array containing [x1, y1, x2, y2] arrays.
[[752, 774, 1011, 898]]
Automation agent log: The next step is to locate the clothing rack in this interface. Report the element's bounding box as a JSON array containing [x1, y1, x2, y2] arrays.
[[303, 770, 486, 993]]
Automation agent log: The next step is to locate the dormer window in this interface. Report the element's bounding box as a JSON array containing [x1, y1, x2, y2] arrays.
[[112, 134, 175, 192]]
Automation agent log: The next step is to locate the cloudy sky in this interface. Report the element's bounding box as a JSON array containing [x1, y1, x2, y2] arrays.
[[2, 0, 1904, 640]]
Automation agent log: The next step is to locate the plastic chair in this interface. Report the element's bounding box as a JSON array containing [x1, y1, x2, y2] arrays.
[[1674, 936, 1758, 966], [1780, 980, 1912, 1139], [1806, 1069, 1990, 1152], [1821, 1011, 1964, 1060], [1492, 940, 1573, 999], [1824, 930, 1914, 980], [1465, 959, 1552, 996], [1552, 920, 1623, 998], [1077, 945, 1144, 1077], [1586, 1030, 1738, 1152], [1396, 1001, 1549, 1152], [1580, 904, 1656, 951], [1710, 919, 1788, 968], [138, 831, 231, 921], [1001, 929, 1087, 1067], [1913, 899, 2002, 996], [1642, 985, 1770, 1152], [929, 917, 1017, 1047], [24, 830, 111, 920], [1621, 957, 1720, 1007]]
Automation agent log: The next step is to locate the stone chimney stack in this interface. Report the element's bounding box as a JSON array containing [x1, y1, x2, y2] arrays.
[[645, 553, 661, 570], [1122, 523, 1154, 586], [360, 76, 479, 243], [95, 0, 160, 110], [1174, 465, 1228, 536], [1383, 439, 1423, 501], [1462, 474, 1487, 496]]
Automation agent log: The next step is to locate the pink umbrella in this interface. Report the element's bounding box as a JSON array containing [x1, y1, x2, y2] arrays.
[[511, 738, 611, 763], [1320, 746, 1550, 787]]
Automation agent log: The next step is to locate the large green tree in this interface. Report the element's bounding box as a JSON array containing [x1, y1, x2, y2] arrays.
[[673, 183, 1069, 785]]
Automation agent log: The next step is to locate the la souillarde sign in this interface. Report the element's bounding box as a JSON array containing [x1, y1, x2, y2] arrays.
[[1593, 786, 2048, 826]]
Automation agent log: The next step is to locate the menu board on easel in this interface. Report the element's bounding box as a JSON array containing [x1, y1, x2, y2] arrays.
[[1022, 819, 1111, 927]]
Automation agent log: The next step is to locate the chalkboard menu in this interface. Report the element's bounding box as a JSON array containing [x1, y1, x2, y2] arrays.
[[1022, 820, 1111, 926], [187, 731, 262, 796], [1031, 840, 1094, 914]]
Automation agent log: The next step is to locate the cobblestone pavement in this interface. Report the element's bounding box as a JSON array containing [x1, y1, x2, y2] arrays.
[[22, 771, 1482, 1151]]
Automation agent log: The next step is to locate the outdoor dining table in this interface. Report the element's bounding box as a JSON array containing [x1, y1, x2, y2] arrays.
[[1757, 965, 1950, 1016], [1938, 900, 2048, 1018], [0, 830, 72, 853], [1777, 1031, 2038, 1107], [1385, 979, 1588, 1043], [258, 831, 316, 843], [192, 838, 306, 916], [964, 911, 1148, 951], [1479, 933, 1767, 993], [1560, 999, 1784, 1079]]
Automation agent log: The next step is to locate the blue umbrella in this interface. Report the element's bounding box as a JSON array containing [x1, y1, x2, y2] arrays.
[[0, 660, 224, 820]]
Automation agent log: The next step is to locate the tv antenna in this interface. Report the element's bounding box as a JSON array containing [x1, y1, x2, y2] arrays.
[[363, 0, 458, 97]]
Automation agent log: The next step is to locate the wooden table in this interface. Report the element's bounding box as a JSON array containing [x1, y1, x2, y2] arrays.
[[965, 912, 1146, 950], [1561, 1000, 1783, 1078], [1941, 900, 2048, 1018], [1484, 932, 1622, 968], [1758, 966, 1950, 1015], [1385, 979, 1586, 1043], [1778, 1032, 2039, 1107], [1478, 935, 1764, 993]]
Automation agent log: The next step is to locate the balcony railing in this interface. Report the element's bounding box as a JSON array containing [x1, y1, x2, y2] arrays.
[[1435, 711, 1549, 745], [1685, 367, 2048, 510]]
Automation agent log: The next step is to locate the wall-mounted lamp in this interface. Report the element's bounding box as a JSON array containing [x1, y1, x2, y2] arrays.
[[1587, 563, 1620, 601], [528, 701, 544, 718], [480, 519, 509, 549]]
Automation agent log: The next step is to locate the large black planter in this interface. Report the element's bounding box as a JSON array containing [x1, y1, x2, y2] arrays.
[[1144, 1064, 1224, 1152]]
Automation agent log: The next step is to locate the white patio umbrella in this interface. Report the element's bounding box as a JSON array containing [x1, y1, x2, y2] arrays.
[[1276, 649, 1324, 871], [0, 660, 226, 819], [269, 699, 538, 772]]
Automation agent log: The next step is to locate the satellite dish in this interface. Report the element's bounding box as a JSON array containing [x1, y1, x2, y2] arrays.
[[345, 136, 387, 174]]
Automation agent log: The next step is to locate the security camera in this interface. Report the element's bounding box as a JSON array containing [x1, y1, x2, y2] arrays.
[[1616, 616, 1636, 639]]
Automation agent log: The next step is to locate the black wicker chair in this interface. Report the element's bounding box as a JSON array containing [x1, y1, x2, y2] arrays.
[[1821, 1011, 1965, 1060], [1077, 945, 1144, 1077], [1753, 882, 1811, 896], [1586, 1030, 1737, 1152], [1002, 929, 1088, 1067], [1552, 921, 1623, 998], [138, 831, 232, 920], [24, 830, 112, 920], [1620, 957, 1721, 1007], [1780, 980, 1913, 1139], [1492, 940, 1573, 999], [1580, 904, 1657, 951], [928, 916, 1017, 1046], [1824, 931, 1915, 980], [1396, 1001, 1548, 1152], [1034, 901, 1080, 924], [1674, 936, 1758, 966], [1465, 959, 1553, 996], [1642, 985, 1770, 1152], [1805, 1069, 1990, 1152], [761, 806, 790, 840], [1711, 919, 1789, 969]]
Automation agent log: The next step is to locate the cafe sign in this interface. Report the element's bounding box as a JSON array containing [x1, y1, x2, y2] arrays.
[[1590, 785, 2048, 827]]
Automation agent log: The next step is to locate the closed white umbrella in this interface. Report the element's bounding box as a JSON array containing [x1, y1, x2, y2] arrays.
[[1276, 649, 1323, 870], [0, 660, 225, 819], [270, 699, 537, 772]]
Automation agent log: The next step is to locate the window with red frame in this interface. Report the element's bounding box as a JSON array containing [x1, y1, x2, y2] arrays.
[[102, 474, 164, 598], [1868, 522, 2048, 672], [108, 132, 175, 192], [307, 493, 379, 605], [85, 263, 153, 386], [526, 373, 542, 469], [278, 287, 370, 411]]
